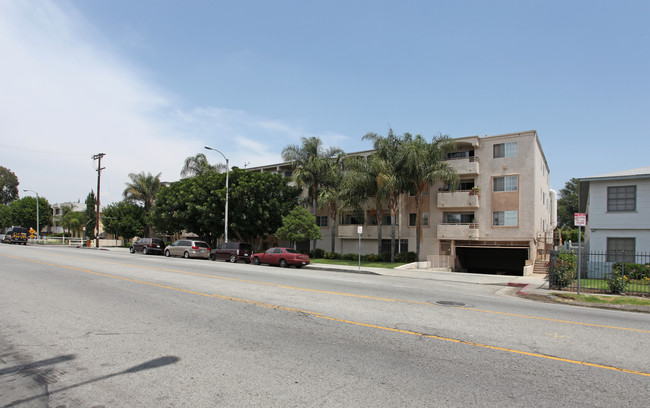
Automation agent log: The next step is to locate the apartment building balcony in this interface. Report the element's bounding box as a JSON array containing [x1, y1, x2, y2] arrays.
[[437, 223, 479, 240], [338, 224, 379, 238], [445, 156, 479, 175], [437, 191, 480, 208]]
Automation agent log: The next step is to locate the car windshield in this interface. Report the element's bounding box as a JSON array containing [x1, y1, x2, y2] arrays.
[[195, 242, 209, 248]]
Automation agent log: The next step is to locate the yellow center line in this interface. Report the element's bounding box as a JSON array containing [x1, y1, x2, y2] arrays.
[[6, 252, 650, 334], [3, 253, 649, 378]]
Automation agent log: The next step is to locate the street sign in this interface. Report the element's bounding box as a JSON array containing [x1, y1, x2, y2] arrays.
[[574, 213, 587, 227], [357, 226, 363, 234]]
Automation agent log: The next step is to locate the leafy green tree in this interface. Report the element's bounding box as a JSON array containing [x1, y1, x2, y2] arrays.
[[102, 201, 147, 242], [180, 153, 225, 178], [85, 191, 96, 240], [0, 166, 19, 205], [123, 171, 162, 236], [282, 137, 343, 251], [0, 204, 11, 230], [402, 133, 458, 261], [275, 206, 322, 248], [558, 178, 580, 228], [154, 168, 299, 249], [8, 196, 52, 230], [317, 155, 347, 253]]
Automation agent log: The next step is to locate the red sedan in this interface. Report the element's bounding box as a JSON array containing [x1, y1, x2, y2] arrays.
[[250, 247, 310, 268]]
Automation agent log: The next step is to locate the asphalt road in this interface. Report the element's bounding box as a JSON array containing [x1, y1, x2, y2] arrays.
[[1, 244, 649, 407]]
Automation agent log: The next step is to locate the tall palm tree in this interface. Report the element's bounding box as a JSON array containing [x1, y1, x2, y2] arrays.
[[180, 153, 225, 178], [123, 171, 162, 236], [402, 133, 459, 261], [282, 137, 343, 251], [362, 129, 408, 262], [318, 156, 346, 253], [341, 154, 390, 256]]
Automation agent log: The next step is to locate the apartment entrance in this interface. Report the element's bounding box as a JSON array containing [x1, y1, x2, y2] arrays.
[[455, 246, 528, 276]]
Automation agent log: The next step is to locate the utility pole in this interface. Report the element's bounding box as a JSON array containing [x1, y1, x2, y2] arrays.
[[92, 153, 106, 248]]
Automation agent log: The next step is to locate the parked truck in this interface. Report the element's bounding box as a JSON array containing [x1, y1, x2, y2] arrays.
[[2, 227, 28, 245]]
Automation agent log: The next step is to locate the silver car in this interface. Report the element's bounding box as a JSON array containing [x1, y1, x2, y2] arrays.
[[164, 239, 210, 259]]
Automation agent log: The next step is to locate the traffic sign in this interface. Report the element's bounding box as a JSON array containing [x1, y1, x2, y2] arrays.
[[574, 213, 587, 227]]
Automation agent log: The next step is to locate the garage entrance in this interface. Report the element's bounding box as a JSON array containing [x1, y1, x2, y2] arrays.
[[456, 246, 528, 276]]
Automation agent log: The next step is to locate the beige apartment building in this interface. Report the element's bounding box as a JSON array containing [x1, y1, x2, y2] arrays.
[[249, 130, 555, 276]]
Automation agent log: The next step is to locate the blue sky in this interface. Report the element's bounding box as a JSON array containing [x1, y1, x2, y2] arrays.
[[1, 0, 648, 204]]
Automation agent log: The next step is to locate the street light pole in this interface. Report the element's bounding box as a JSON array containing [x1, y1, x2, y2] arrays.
[[204, 146, 229, 243], [23, 189, 39, 242]]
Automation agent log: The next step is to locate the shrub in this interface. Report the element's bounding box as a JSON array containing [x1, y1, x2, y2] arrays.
[[313, 248, 325, 259], [323, 251, 340, 259], [605, 270, 629, 294], [548, 252, 577, 289], [365, 253, 380, 262], [395, 251, 417, 263], [612, 262, 650, 280], [342, 253, 357, 261], [380, 252, 392, 262]]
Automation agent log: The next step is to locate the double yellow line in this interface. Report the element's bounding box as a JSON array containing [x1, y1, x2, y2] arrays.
[[4, 253, 650, 377]]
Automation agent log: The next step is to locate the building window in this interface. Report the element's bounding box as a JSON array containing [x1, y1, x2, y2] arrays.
[[408, 213, 417, 227], [315, 216, 328, 227], [493, 142, 518, 158], [283, 171, 293, 178], [606, 238, 635, 263], [341, 213, 364, 225], [493, 211, 518, 226], [368, 213, 392, 226], [493, 176, 518, 192], [607, 186, 636, 212], [422, 213, 429, 227]]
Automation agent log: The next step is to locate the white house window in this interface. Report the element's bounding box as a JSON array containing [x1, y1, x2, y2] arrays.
[[493, 142, 518, 158], [493, 211, 518, 226], [607, 186, 636, 212], [606, 237, 635, 263], [422, 212, 429, 227], [443, 213, 474, 223], [493, 176, 518, 192], [408, 213, 417, 227]]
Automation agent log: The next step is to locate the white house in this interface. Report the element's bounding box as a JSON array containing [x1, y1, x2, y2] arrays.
[[579, 166, 650, 255]]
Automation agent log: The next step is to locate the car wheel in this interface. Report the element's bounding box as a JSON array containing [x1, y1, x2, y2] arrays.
[[165, 249, 170, 257], [279, 259, 288, 268], [229, 254, 237, 263], [183, 251, 190, 259], [295, 265, 302, 269], [253, 257, 261, 265], [210, 253, 216, 261], [130, 246, 135, 254], [143, 247, 148, 255]]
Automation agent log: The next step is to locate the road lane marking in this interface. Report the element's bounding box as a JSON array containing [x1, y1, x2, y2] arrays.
[[4, 255, 649, 378], [4, 253, 650, 335]]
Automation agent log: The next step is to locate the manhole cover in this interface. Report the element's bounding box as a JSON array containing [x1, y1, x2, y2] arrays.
[[436, 301, 466, 307]]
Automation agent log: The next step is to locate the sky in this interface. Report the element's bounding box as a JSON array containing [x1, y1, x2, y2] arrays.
[[1, 0, 648, 205]]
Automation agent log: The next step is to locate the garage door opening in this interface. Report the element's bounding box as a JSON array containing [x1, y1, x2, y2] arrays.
[[456, 247, 528, 276]]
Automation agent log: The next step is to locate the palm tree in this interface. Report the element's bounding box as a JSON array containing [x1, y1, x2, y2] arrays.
[[180, 153, 225, 178], [402, 133, 459, 261], [340, 154, 390, 256], [123, 171, 162, 236], [282, 137, 343, 251], [362, 129, 408, 262], [318, 156, 346, 253]]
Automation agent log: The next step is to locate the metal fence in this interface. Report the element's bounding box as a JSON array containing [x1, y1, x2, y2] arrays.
[[549, 249, 650, 296]]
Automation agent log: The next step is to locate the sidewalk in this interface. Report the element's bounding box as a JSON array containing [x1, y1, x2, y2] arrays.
[[304, 262, 549, 295]]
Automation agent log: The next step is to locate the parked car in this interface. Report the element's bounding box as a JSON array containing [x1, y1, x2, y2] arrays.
[[210, 242, 252, 263], [130, 238, 166, 255], [164, 239, 210, 259], [250, 247, 310, 268]]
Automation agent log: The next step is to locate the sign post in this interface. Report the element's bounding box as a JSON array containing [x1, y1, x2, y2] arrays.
[[574, 213, 587, 294], [357, 226, 363, 270]]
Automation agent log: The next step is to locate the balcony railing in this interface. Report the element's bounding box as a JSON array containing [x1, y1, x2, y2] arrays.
[[444, 156, 479, 175], [437, 191, 479, 208], [437, 223, 479, 240]]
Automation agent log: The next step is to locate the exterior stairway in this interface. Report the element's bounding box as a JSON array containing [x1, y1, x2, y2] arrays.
[[533, 260, 548, 275]]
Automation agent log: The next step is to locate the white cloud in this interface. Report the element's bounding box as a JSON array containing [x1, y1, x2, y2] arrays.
[[0, 1, 323, 205]]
